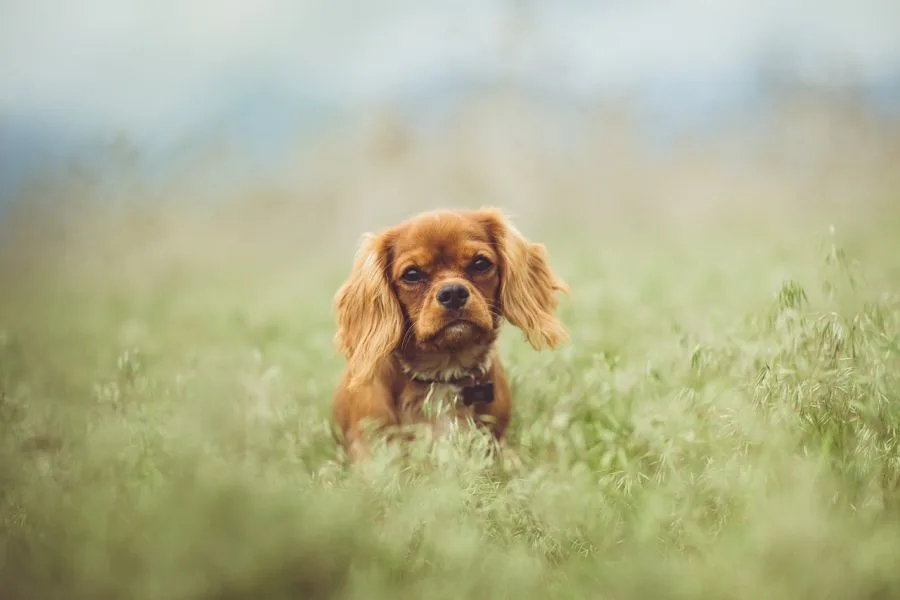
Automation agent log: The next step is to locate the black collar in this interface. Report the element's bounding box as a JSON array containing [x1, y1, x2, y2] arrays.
[[411, 373, 495, 406]]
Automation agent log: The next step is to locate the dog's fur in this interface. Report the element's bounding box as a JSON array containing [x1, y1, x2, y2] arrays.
[[331, 207, 569, 461]]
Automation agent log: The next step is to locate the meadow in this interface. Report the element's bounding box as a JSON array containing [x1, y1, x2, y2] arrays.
[[2, 98, 900, 599]]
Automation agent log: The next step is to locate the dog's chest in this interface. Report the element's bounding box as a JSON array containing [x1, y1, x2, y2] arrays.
[[399, 382, 476, 433]]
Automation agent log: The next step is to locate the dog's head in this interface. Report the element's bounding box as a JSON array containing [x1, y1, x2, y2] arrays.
[[334, 207, 569, 388]]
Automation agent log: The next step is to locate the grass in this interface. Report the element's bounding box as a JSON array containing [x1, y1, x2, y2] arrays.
[[2, 116, 900, 598]]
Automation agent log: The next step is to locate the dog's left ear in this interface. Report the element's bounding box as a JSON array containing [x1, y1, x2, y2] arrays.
[[475, 207, 570, 349], [333, 231, 404, 389]]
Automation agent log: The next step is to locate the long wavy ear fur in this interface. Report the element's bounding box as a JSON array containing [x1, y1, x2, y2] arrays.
[[334, 232, 403, 389], [476, 207, 569, 349]]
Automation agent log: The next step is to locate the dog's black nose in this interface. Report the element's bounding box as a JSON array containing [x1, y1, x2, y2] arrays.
[[437, 283, 469, 310]]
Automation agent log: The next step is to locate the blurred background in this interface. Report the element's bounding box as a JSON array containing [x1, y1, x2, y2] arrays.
[[4, 5, 900, 598], [1, 0, 899, 260]]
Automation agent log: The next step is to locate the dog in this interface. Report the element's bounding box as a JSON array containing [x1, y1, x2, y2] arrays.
[[331, 207, 569, 461]]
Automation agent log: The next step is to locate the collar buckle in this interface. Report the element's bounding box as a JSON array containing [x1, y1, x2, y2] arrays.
[[460, 381, 494, 406]]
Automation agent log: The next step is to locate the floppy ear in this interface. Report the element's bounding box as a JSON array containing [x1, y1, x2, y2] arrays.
[[333, 231, 404, 389], [476, 208, 569, 349]]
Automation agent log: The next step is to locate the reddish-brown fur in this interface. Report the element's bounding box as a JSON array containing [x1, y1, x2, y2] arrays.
[[332, 207, 569, 461]]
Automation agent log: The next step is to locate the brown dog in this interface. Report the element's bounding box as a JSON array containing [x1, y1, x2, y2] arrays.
[[331, 207, 569, 461]]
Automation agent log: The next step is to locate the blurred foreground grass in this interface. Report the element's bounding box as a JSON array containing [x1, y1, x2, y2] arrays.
[[2, 101, 900, 599]]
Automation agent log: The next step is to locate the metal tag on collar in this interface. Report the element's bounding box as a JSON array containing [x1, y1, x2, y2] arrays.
[[461, 382, 494, 406]]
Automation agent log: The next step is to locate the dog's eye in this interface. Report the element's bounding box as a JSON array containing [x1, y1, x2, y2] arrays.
[[401, 267, 425, 283], [471, 256, 493, 273]]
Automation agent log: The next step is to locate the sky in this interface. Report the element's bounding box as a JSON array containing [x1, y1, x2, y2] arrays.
[[1, 0, 899, 196]]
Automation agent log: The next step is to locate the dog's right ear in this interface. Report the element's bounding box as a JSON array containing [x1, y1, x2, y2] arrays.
[[333, 231, 404, 389]]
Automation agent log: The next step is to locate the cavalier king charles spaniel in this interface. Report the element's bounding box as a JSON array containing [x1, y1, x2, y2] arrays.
[[331, 207, 569, 461]]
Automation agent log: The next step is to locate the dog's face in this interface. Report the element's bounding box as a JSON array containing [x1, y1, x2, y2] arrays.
[[390, 212, 500, 354], [334, 207, 569, 388]]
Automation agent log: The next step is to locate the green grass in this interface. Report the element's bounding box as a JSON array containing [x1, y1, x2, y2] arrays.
[[2, 201, 900, 600]]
